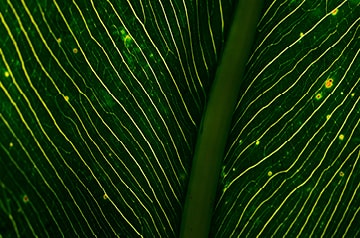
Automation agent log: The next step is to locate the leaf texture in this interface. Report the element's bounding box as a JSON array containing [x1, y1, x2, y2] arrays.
[[0, 0, 236, 237], [213, 0, 359, 237]]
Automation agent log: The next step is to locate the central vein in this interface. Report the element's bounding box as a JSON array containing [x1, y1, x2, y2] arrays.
[[179, 1, 264, 237]]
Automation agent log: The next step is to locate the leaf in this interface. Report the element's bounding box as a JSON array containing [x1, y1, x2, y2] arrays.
[[212, 0, 359, 237], [0, 0, 359, 238], [0, 0, 236, 237], [180, 1, 264, 237]]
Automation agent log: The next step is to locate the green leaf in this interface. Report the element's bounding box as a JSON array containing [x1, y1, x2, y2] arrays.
[[212, 0, 360, 237], [0, 0, 359, 237]]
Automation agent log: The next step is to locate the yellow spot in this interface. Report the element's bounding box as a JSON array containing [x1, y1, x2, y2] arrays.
[[351, 93, 355, 97], [255, 140, 260, 145], [103, 193, 108, 200], [299, 32, 304, 38], [331, 8, 338, 15], [57, 38, 62, 43], [64, 95, 69, 101], [9, 142, 13, 147], [232, 168, 236, 172], [314, 93, 323, 100], [22, 194, 29, 203], [73, 48, 78, 54], [338, 134, 345, 141], [326, 114, 331, 120], [4, 71, 9, 77], [339, 171, 344, 177], [324, 78, 334, 89], [123, 34, 133, 47], [118, 27, 134, 48], [267, 171, 273, 176]]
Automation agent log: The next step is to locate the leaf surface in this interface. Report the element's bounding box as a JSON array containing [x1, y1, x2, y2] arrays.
[[0, 0, 235, 236], [213, 1, 359, 237], [0, 0, 359, 237]]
